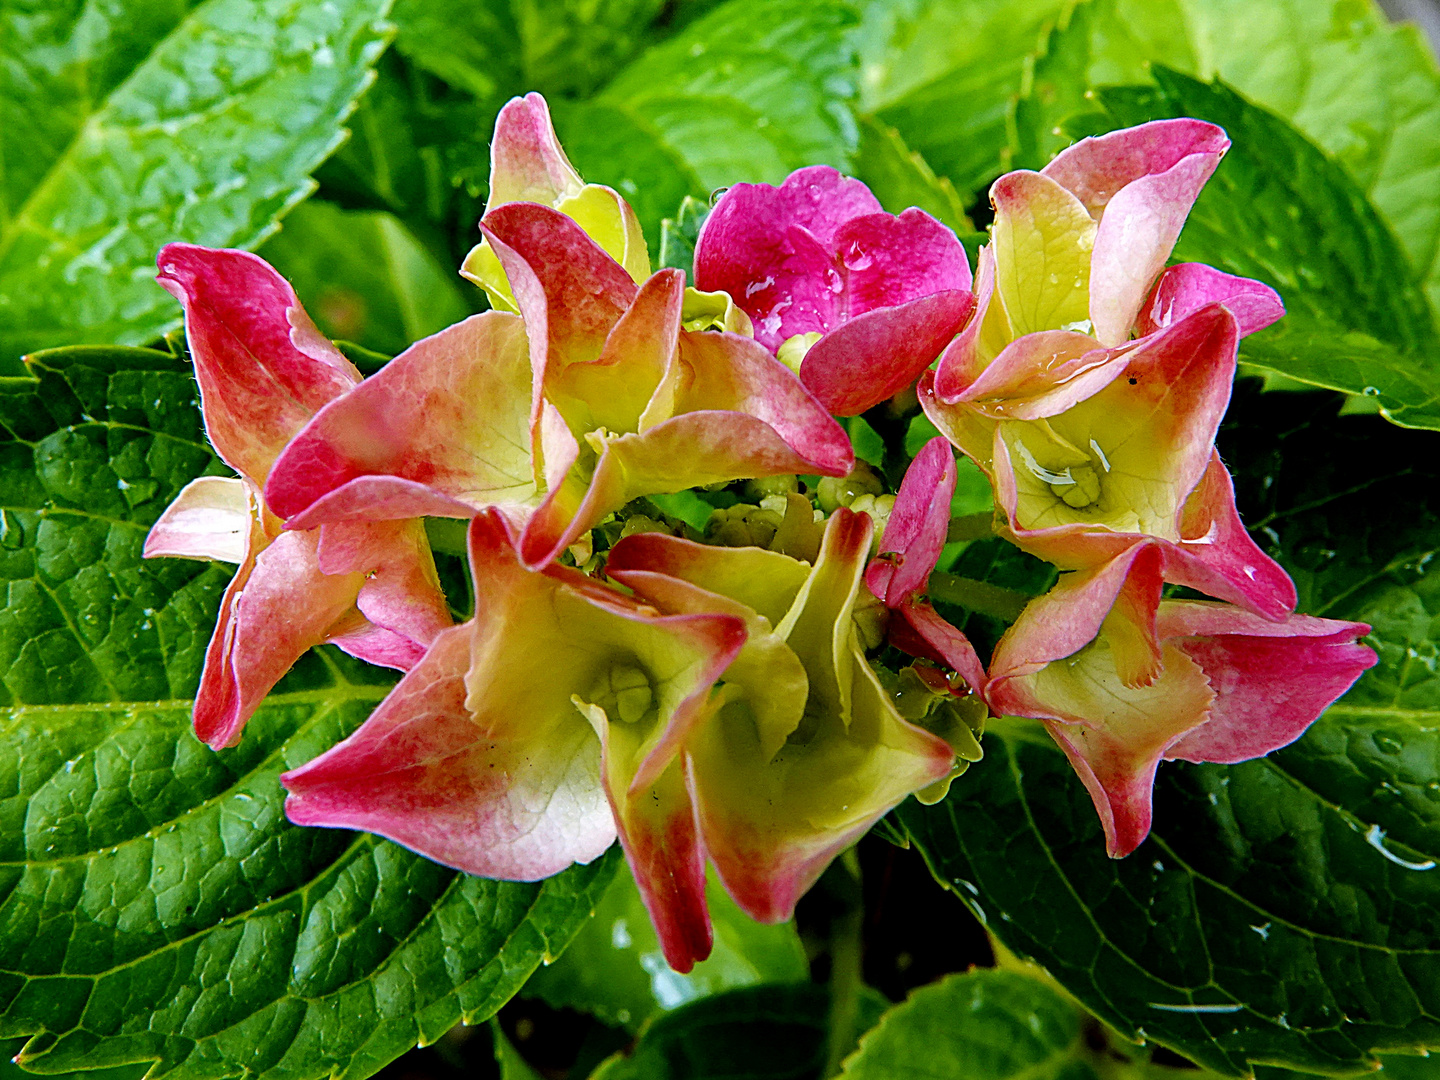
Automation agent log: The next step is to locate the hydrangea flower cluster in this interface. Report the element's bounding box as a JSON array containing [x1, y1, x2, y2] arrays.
[[146, 93, 1375, 972]]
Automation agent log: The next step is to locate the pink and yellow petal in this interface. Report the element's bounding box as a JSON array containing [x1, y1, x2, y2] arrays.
[[265, 312, 538, 526], [143, 476, 254, 564], [195, 529, 364, 749], [548, 269, 683, 437], [989, 172, 1096, 339], [156, 245, 359, 484], [1166, 452, 1297, 618], [283, 624, 616, 880], [674, 330, 853, 476]]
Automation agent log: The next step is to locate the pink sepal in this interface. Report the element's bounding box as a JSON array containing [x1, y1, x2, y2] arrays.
[[1138, 263, 1285, 338], [1159, 603, 1377, 764], [282, 625, 617, 880], [265, 312, 537, 526], [695, 168, 973, 410], [694, 166, 884, 349], [156, 245, 359, 484], [860, 438, 987, 693], [1165, 452, 1297, 619], [143, 476, 252, 564], [598, 750, 712, 973], [1042, 120, 1230, 346], [194, 528, 363, 749], [486, 92, 585, 211], [867, 437, 955, 605], [895, 603, 988, 694], [800, 290, 974, 416]]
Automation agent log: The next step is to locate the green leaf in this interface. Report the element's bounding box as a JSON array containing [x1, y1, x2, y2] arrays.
[[590, 984, 890, 1080], [898, 385, 1440, 1078], [1078, 70, 1440, 431], [0, 345, 229, 706], [857, 0, 1067, 201], [0, 345, 618, 1077], [391, 0, 668, 101], [0, 675, 617, 1079], [523, 862, 808, 1033], [1010, 0, 1440, 322], [555, 0, 863, 250], [659, 196, 711, 279], [839, 969, 1101, 1080], [491, 1021, 545, 1080], [852, 117, 972, 234], [259, 199, 476, 357], [847, 417, 887, 469], [0, 0, 392, 371]]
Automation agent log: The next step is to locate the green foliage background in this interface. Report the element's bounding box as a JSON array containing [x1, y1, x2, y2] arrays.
[[3, 0, 1440, 1077]]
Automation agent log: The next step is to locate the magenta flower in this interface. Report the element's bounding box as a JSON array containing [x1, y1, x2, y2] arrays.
[[986, 542, 1376, 857], [143, 245, 452, 748], [694, 166, 975, 416]]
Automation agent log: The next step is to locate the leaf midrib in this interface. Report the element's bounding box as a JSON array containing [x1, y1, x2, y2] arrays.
[[0, 1, 213, 271]]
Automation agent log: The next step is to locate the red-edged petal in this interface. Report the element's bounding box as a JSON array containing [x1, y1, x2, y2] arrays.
[[282, 624, 617, 880], [1159, 602, 1376, 764], [987, 544, 1164, 696], [1165, 451, 1296, 619], [955, 330, 1128, 420], [674, 329, 854, 476], [1138, 263, 1285, 338], [1086, 151, 1227, 345], [195, 529, 362, 749], [867, 436, 955, 605], [486, 92, 585, 211], [265, 312, 537, 526], [1042, 119, 1230, 217], [800, 290, 974, 416], [156, 245, 359, 484], [895, 602, 987, 694], [482, 202, 637, 378]]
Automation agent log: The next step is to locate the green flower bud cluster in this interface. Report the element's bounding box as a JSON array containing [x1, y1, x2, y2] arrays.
[[879, 664, 987, 805]]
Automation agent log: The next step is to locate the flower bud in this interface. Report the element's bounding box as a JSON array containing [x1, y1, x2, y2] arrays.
[[816, 461, 883, 513]]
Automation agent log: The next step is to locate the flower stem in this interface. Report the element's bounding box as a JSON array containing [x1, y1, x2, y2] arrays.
[[928, 572, 1031, 622]]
